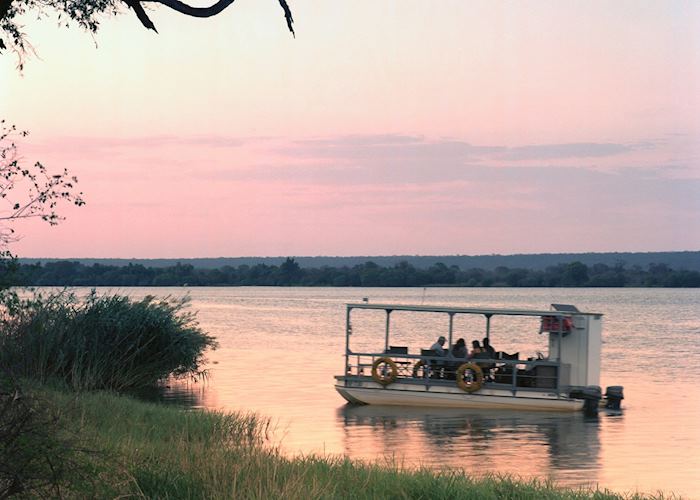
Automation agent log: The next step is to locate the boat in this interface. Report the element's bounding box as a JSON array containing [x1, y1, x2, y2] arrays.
[[334, 302, 624, 414]]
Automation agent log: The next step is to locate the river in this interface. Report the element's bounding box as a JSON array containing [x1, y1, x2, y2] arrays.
[[101, 287, 699, 498]]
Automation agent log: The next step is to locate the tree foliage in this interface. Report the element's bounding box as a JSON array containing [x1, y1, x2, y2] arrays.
[[1, 0, 294, 68], [0, 121, 85, 254], [7, 258, 700, 288]]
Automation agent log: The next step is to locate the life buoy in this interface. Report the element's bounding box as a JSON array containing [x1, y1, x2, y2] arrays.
[[371, 357, 398, 386], [412, 360, 430, 378], [456, 362, 484, 393]]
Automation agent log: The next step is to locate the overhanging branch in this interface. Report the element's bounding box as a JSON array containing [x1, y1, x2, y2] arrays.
[[278, 0, 294, 36], [124, 0, 158, 32], [141, 0, 236, 18], [133, 0, 294, 35]]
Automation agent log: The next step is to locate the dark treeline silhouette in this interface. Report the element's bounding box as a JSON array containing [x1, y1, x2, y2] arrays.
[[18, 251, 700, 271], [5, 258, 700, 288]]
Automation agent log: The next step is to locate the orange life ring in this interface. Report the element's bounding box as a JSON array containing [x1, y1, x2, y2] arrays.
[[371, 357, 398, 386], [456, 362, 484, 393], [412, 359, 430, 378]]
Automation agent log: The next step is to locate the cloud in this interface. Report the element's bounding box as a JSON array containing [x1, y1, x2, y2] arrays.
[[23, 133, 649, 175], [280, 137, 494, 162], [12, 132, 700, 256], [295, 134, 424, 147], [188, 134, 687, 189], [19, 135, 250, 162], [271, 180, 543, 213], [280, 134, 643, 164], [497, 142, 633, 160]]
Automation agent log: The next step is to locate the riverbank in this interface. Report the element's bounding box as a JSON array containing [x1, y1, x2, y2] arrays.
[[28, 386, 664, 499]]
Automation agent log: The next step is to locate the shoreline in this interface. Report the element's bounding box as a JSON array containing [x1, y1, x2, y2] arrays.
[[30, 385, 667, 499]]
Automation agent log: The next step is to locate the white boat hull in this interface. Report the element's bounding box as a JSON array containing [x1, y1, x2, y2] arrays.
[[335, 380, 584, 412]]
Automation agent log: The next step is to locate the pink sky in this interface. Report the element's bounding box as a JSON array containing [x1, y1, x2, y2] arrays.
[[1, 1, 699, 257]]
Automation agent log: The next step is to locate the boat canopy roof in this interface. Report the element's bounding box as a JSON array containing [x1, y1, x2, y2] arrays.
[[346, 303, 602, 318]]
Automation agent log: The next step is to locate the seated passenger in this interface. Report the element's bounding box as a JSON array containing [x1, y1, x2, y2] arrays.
[[482, 337, 496, 359], [477, 338, 497, 382], [430, 336, 447, 356], [451, 338, 468, 359], [469, 340, 483, 358]]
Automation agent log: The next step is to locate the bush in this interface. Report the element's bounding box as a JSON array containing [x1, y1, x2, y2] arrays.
[[0, 291, 217, 391], [0, 371, 83, 498]]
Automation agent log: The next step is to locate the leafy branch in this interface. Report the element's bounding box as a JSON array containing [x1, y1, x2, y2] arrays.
[[0, 120, 85, 250]]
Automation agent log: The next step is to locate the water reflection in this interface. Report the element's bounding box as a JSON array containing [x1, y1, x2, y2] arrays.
[[130, 380, 208, 409], [340, 405, 603, 485]]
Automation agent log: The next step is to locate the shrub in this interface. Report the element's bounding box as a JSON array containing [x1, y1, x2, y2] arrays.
[[0, 371, 79, 498], [0, 291, 217, 391]]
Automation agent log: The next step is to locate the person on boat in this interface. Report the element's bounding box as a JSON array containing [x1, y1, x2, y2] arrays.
[[469, 340, 483, 358], [430, 336, 447, 356], [441, 338, 468, 380], [451, 338, 468, 359], [482, 337, 496, 359], [475, 338, 497, 382]]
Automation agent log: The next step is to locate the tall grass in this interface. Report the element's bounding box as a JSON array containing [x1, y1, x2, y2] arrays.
[[0, 290, 217, 390], [36, 387, 667, 500]]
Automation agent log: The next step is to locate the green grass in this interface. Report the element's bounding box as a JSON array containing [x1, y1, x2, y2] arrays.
[[33, 386, 668, 500]]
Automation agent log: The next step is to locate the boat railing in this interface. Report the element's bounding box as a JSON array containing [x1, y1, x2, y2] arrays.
[[344, 352, 561, 393]]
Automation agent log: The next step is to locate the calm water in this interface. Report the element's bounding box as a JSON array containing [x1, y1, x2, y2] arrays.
[[97, 287, 699, 498]]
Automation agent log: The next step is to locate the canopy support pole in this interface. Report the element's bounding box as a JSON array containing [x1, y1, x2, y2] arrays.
[[448, 312, 455, 353], [384, 309, 392, 352], [345, 307, 352, 374]]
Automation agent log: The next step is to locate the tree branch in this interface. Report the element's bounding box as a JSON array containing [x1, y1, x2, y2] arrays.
[[124, 0, 158, 32], [141, 0, 236, 18], [278, 0, 294, 37], [135, 0, 294, 35]]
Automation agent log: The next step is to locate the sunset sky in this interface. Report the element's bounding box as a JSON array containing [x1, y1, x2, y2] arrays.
[[1, 1, 699, 257]]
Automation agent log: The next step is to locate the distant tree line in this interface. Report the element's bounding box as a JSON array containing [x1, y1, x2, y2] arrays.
[[18, 251, 700, 272], [3, 258, 700, 287]]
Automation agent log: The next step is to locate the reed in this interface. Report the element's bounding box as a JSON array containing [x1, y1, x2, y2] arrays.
[[37, 387, 666, 500], [0, 290, 217, 390]]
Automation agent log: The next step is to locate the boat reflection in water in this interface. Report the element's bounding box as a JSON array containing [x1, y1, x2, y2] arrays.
[[339, 404, 605, 487]]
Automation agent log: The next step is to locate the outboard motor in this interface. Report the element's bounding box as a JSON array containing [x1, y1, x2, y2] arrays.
[[571, 386, 602, 416], [604, 386, 624, 410]]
